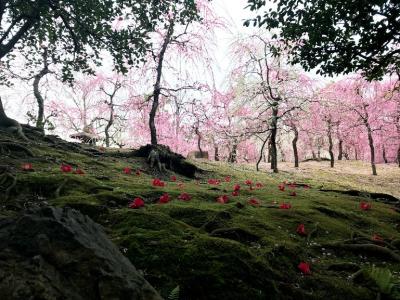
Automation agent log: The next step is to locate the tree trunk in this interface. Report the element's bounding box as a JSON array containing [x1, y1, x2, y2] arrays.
[[365, 121, 377, 175], [397, 146, 400, 168], [214, 144, 219, 161], [292, 125, 299, 168], [104, 103, 114, 147], [228, 140, 238, 163], [338, 140, 343, 160], [149, 20, 174, 146], [327, 119, 334, 168], [382, 145, 388, 164], [267, 140, 271, 163], [312, 150, 316, 160], [33, 48, 50, 130], [270, 106, 279, 173], [256, 136, 269, 171], [195, 127, 203, 155]]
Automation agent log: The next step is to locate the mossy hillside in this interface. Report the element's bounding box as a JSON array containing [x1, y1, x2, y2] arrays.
[[2, 142, 400, 299]]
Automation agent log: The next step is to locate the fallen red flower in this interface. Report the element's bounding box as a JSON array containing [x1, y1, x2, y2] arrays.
[[245, 179, 252, 186], [232, 191, 239, 197], [233, 184, 241, 192], [298, 262, 311, 275], [296, 224, 306, 236], [303, 184, 311, 189], [225, 176, 231, 182], [278, 184, 285, 191], [372, 234, 384, 243], [152, 178, 165, 187], [123, 167, 132, 175], [159, 193, 171, 204], [248, 198, 260, 206], [280, 203, 292, 209], [217, 195, 229, 204], [135, 169, 141, 176], [129, 197, 145, 209], [290, 191, 297, 197], [21, 163, 34, 172], [61, 164, 72, 173], [360, 201, 371, 211], [255, 182, 263, 188], [171, 175, 177, 182], [74, 169, 85, 175], [208, 179, 220, 185], [178, 193, 191, 201]]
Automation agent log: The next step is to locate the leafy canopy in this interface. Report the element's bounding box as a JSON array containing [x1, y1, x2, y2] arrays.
[[245, 0, 400, 80], [0, 0, 200, 83]]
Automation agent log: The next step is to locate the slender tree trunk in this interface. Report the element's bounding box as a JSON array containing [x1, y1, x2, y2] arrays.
[[270, 106, 279, 173], [256, 136, 269, 171], [338, 140, 343, 160], [195, 127, 203, 155], [104, 103, 114, 147], [267, 140, 271, 163], [292, 125, 299, 168], [382, 145, 388, 164], [365, 121, 377, 175], [355, 147, 358, 160], [312, 150, 316, 160], [149, 20, 174, 146], [228, 140, 238, 163], [397, 146, 400, 167], [33, 48, 49, 130], [214, 144, 219, 161], [327, 119, 334, 168]]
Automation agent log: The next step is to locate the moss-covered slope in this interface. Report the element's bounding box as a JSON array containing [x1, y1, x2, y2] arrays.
[[1, 134, 400, 299]]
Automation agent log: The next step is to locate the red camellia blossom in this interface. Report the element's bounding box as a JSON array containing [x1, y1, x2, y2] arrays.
[[129, 197, 145, 209], [245, 179, 252, 186], [290, 191, 297, 197], [152, 178, 165, 187], [360, 201, 371, 211], [178, 193, 191, 201], [280, 203, 292, 209], [74, 169, 85, 175], [21, 163, 34, 171], [372, 234, 384, 243], [232, 191, 239, 197], [255, 182, 263, 188], [248, 198, 260, 206], [208, 179, 220, 185], [171, 175, 177, 182], [61, 164, 72, 173], [123, 167, 132, 175], [217, 195, 229, 204], [233, 184, 241, 192], [296, 224, 306, 236], [298, 262, 311, 275], [225, 176, 231, 182], [159, 193, 170, 204], [278, 184, 285, 191]]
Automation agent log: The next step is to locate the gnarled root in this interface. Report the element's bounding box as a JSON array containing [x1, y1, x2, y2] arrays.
[[0, 167, 17, 201], [0, 140, 34, 157]]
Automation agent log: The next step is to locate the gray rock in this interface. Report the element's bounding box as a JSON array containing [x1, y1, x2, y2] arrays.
[[0, 207, 162, 300]]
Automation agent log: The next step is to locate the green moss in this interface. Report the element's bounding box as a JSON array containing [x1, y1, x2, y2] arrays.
[[2, 142, 400, 300]]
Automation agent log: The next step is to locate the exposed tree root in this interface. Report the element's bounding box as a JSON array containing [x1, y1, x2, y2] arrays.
[[0, 167, 17, 201], [55, 179, 69, 198], [307, 222, 319, 242], [0, 141, 34, 157], [320, 242, 400, 262]]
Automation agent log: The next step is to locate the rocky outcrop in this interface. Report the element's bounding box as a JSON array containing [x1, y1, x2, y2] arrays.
[[0, 207, 162, 300]]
